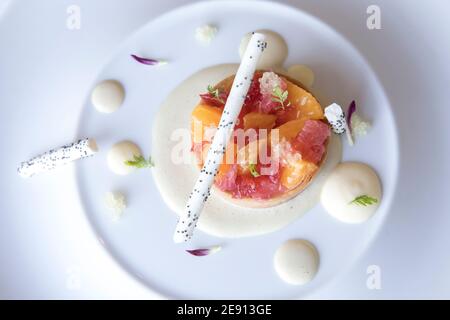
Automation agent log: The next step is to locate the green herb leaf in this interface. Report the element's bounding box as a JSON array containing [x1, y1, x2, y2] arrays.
[[207, 85, 224, 104], [248, 163, 260, 177], [271, 86, 289, 110], [273, 87, 283, 97], [349, 195, 378, 206], [124, 155, 154, 169]]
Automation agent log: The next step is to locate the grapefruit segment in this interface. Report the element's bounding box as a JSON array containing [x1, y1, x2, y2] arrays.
[[292, 120, 330, 164]]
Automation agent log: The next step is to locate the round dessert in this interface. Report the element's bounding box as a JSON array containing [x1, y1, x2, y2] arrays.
[[191, 71, 330, 208], [152, 64, 342, 238]]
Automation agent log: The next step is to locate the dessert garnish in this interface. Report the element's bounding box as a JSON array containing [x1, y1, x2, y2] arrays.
[[124, 155, 154, 169], [104, 191, 127, 222], [186, 245, 221, 257], [346, 100, 372, 140], [248, 163, 260, 177], [271, 86, 290, 110], [195, 24, 218, 44], [17, 138, 98, 178], [346, 100, 357, 133], [199, 85, 228, 106], [324, 103, 354, 145], [351, 114, 371, 138], [349, 195, 378, 206], [173, 33, 267, 243], [130, 54, 168, 66]]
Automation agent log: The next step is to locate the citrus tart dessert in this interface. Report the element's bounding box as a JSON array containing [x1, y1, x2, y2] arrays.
[[191, 71, 331, 208]]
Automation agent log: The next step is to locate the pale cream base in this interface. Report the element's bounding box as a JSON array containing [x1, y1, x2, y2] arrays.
[[152, 64, 342, 238]]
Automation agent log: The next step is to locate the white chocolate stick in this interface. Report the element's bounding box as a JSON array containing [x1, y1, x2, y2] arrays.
[[324, 103, 354, 146], [173, 33, 267, 243], [17, 138, 98, 178]]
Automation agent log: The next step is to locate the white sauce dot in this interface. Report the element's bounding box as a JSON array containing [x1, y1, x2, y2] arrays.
[[107, 141, 141, 175], [239, 30, 288, 69], [320, 162, 382, 223], [287, 64, 315, 88], [91, 80, 125, 113], [274, 239, 319, 285]]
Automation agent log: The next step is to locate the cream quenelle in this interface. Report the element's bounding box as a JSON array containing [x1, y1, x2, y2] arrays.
[[107, 141, 142, 175], [239, 30, 287, 69], [320, 162, 382, 223]]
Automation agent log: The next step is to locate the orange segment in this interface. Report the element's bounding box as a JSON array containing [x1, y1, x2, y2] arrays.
[[274, 119, 307, 142], [280, 159, 318, 189], [278, 80, 324, 124], [191, 104, 223, 143], [243, 112, 277, 130]]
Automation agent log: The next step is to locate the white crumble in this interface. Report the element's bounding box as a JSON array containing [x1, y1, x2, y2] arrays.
[[259, 71, 283, 95], [195, 24, 218, 44], [104, 191, 127, 222], [351, 114, 371, 138]]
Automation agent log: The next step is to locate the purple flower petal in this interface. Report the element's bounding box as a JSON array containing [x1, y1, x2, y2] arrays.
[[346, 100, 356, 133], [130, 54, 167, 66], [186, 245, 221, 257]]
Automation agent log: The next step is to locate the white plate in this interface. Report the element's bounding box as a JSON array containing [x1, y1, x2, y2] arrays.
[[75, 1, 398, 299]]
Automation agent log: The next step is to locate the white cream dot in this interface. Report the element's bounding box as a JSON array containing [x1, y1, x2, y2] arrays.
[[91, 80, 125, 113], [107, 141, 141, 175], [274, 239, 319, 285]]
